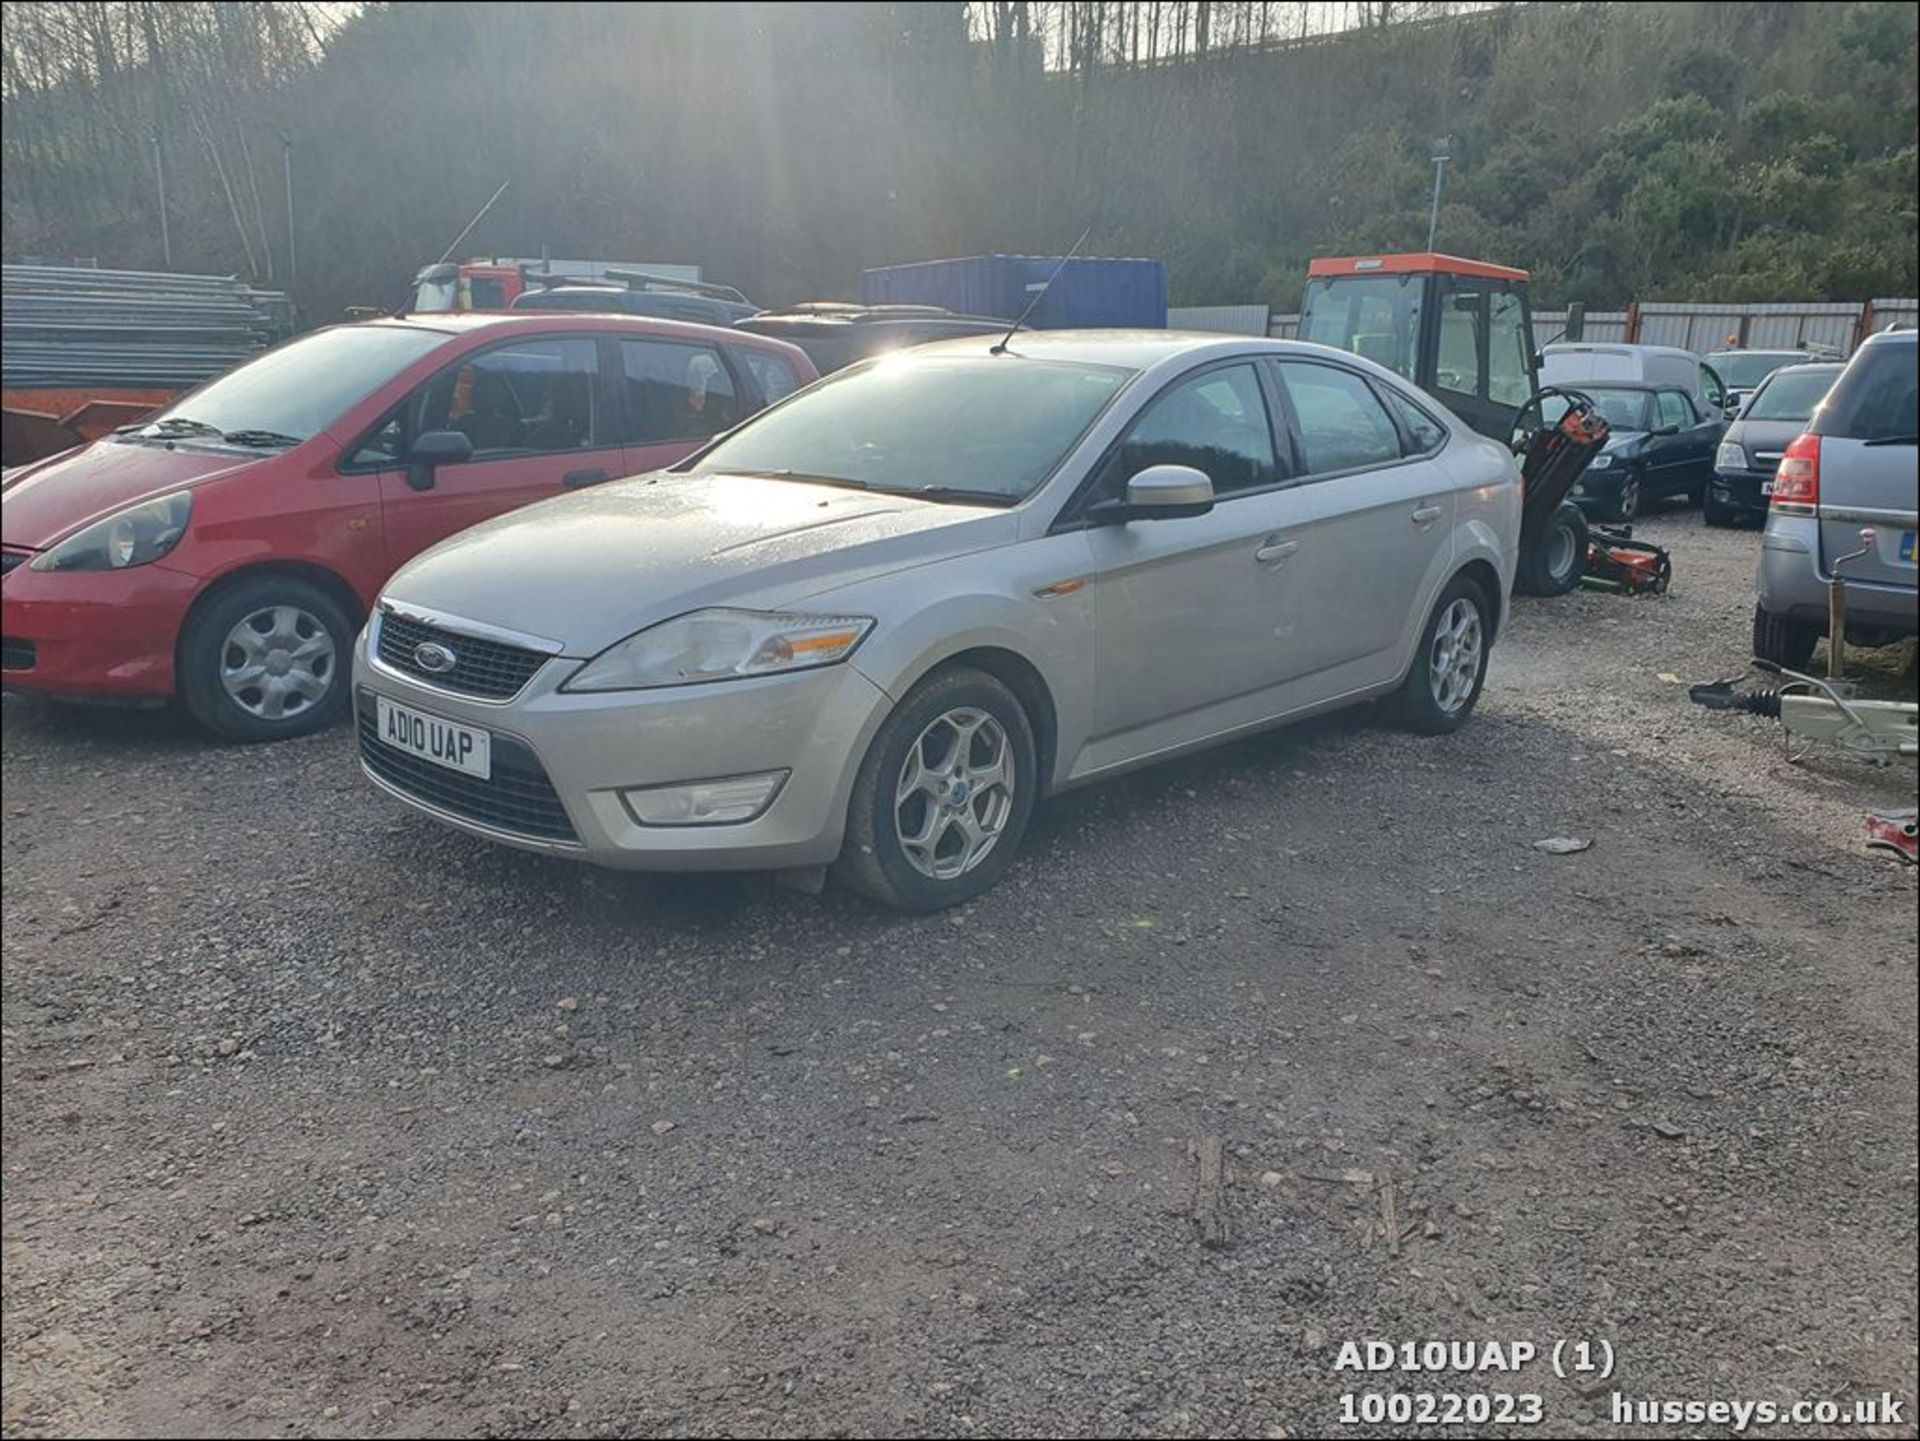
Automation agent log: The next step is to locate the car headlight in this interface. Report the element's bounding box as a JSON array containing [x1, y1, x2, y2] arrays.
[[564, 607, 874, 692], [1587, 453, 1614, 470], [29, 491, 192, 572], [1715, 440, 1747, 471]]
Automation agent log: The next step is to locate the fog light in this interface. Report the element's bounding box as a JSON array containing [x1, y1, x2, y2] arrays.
[[621, 771, 788, 826]]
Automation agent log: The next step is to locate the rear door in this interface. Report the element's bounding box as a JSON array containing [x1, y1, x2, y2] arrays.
[[372, 335, 619, 565], [617, 337, 751, 477], [1810, 338, 1919, 586], [1266, 361, 1457, 699], [1652, 388, 1718, 495]]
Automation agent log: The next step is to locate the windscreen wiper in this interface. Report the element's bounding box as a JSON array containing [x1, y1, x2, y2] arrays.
[[142, 416, 221, 437], [221, 429, 304, 448], [897, 485, 1017, 506], [1862, 434, 1919, 447]]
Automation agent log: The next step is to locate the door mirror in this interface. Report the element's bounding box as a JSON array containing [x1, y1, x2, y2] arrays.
[[1090, 464, 1215, 524], [1651, 424, 1680, 438], [406, 429, 473, 491]]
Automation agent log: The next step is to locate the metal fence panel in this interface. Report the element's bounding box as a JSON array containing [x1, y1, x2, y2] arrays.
[[1168, 304, 1270, 335], [1869, 298, 1919, 333], [1533, 311, 1630, 347], [1268, 312, 1301, 339]]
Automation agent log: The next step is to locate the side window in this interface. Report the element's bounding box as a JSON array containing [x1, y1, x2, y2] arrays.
[[467, 277, 508, 311], [1487, 291, 1533, 409], [734, 348, 801, 405], [428, 337, 602, 459], [1099, 363, 1280, 499], [1278, 362, 1406, 475], [1382, 386, 1447, 454], [1657, 390, 1694, 429], [1435, 283, 1486, 402], [622, 340, 740, 443], [345, 409, 409, 471], [1699, 364, 1727, 413]]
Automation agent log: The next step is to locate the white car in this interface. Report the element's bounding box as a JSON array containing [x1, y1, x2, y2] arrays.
[[354, 333, 1522, 909]]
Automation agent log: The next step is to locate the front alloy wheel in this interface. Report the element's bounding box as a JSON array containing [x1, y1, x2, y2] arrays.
[[1615, 473, 1641, 521], [894, 707, 1016, 880], [837, 665, 1038, 910]]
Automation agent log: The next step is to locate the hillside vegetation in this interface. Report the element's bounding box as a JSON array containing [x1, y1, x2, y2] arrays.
[[2, 1, 1914, 316]]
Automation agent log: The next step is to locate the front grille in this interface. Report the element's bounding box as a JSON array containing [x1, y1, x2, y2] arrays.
[[1, 636, 35, 671], [357, 691, 578, 844], [375, 608, 548, 700], [1752, 452, 1784, 474]]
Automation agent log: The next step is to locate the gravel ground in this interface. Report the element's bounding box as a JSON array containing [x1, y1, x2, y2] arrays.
[[4, 506, 1916, 1440]]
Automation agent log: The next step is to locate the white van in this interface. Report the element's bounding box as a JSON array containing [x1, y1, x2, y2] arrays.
[[1541, 343, 1733, 416]]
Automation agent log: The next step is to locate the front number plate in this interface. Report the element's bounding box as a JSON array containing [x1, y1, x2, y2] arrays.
[[1759, 480, 1776, 496], [376, 696, 491, 779]]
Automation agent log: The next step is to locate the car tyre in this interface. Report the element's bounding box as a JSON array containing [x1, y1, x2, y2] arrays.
[[835, 666, 1037, 911], [1517, 501, 1587, 596], [1389, 573, 1492, 736], [1751, 602, 1820, 671], [179, 575, 353, 742]]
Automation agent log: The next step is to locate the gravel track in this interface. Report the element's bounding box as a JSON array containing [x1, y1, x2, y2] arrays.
[[4, 506, 1915, 1439]]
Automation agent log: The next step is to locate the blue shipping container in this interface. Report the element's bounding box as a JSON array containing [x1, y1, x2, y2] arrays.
[[859, 255, 1168, 329]]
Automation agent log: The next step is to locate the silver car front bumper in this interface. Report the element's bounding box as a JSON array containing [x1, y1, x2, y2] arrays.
[[351, 628, 893, 871]]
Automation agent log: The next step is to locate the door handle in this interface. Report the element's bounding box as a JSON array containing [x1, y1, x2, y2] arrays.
[[1411, 504, 1443, 524], [563, 468, 610, 488], [1254, 538, 1300, 565]]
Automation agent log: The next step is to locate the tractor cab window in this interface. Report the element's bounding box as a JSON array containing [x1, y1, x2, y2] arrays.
[[1488, 291, 1533, 409], [1298, 275, 1421, 383]]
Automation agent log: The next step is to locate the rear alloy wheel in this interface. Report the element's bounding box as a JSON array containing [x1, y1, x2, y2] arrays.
[[1391, 575, 1491, 735], [836, 666, 1037, 911], [180, 575, 353, 741]]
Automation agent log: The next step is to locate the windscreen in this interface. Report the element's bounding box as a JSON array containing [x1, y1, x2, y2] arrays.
[[134, 326, 447, 447], [688, 355, 1131, 500]]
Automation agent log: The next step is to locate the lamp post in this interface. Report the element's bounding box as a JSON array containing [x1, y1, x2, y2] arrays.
[[1426, 136, 1452, 251]]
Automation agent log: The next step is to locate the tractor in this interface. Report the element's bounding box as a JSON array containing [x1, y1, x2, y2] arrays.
[[1298, 252, 1617, 597]]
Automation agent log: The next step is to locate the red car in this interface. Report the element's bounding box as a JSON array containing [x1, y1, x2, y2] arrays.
[[1, 313, 815, 739]]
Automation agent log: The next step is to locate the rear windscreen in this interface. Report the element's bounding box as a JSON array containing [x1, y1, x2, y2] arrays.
[[1811, 343, 1918, 441]]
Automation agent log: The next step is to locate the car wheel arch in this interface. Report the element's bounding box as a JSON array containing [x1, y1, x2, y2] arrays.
[[1455, 558, 1504, 641], [882, 644, 1060, 796], [177, 560, 367, 668]]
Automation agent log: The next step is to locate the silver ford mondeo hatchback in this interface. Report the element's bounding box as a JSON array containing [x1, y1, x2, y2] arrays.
[[354, 332, 1522, 909]]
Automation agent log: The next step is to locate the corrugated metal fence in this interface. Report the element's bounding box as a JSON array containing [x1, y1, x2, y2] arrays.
[[1231, 299, 1915, 354], [1168, 303, 1271, 335], [1525, 300, 1913, 355]]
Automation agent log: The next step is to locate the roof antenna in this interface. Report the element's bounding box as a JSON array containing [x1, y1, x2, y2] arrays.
[[990, 225, 1093, 354], [394, 179, 510, 317]]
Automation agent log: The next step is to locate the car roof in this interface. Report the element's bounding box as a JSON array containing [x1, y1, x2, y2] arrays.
[[1763, 361, 1844, 374], [363, 310, 801, 354], [1706, 348, 1811, 360], [891, 329, 1350, 371], [1545, 342, 1700, 361]]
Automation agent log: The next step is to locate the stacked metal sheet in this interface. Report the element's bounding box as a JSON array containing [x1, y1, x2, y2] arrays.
[[1, 265, 293, 388]]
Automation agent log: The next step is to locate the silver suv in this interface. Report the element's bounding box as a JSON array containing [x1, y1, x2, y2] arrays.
[[1754, 329, 1918, 668]]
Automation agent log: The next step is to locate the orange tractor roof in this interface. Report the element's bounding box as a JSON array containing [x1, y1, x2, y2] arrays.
[[1308, 252, 1531, 283]]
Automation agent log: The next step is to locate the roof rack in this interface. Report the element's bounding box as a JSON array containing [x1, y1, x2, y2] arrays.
[[600, 269, 752, 304]]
